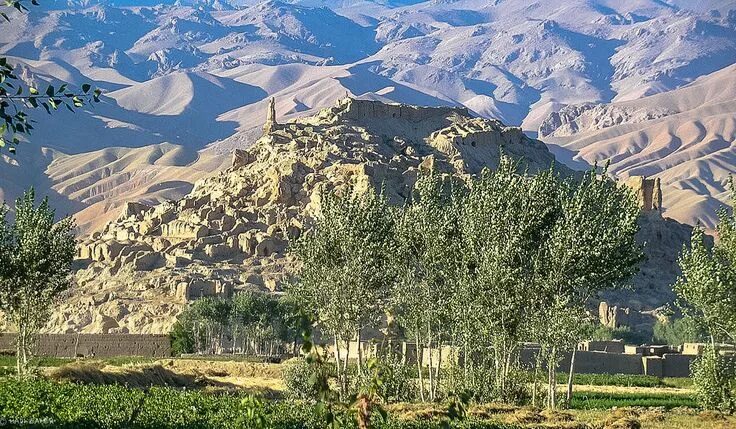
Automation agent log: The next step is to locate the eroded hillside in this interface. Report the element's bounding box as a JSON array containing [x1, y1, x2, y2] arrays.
[[48, 98, 567, 333]]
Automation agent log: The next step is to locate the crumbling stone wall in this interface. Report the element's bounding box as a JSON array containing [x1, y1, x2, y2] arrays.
[[337, 98, 464, 123], [0, 333, 170, 358], [625, 176, 662, 213]]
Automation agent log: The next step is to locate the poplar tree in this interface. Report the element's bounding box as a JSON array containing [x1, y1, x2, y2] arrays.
[[675, 179, 736, 411], [535, 168, 642, 408], [458, 158, 561, 402], [0, 189, 75, 376], [289, 185, 396, 400], [393, 172, 462, 401]]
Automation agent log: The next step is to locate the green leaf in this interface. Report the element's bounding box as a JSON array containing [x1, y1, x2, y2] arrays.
[[45, 85, 54, 97], [82, 83, 91, 93]]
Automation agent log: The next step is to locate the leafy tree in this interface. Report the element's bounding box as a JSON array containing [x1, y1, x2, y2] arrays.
[[406, 157, 641, 407], [653, 316, 705, 346], [534, 167, 642, 408], [457, 158, 561, 403], [288, 185, 396, 400], [1, 0, 100, 153], [675, 178, 736, 411], [393, 172, 462, 401], [691, 344, 736, 413], [169, 320, 195, 356], [0, 188, 75, 376]]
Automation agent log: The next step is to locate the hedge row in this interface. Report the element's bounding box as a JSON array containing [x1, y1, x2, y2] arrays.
[[0, 379, 516, 429]]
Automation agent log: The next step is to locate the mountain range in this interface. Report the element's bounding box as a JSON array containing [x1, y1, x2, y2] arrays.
[[1, 0, 735, 233]]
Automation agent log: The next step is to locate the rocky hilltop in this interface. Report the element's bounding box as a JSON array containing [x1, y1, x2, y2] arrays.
[[51, 98, 568, 334]]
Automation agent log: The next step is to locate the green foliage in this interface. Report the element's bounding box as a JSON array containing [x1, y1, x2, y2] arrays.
[[675, 179, 736, 344], [282, 357, 329, 401], [566, 373, 664, 388], [691, 345, 736, 413], [0, 3, 100, 153], [287, 156, 642, 409], [171, 291, 300, 356], [289, 184, 397, 399], [590, 325, 651, 345], [569, 390, 697, 410], [393, 172, 461, 402], [653, 317, 705, 346], [169, 321, 195, 356], [453, 159, 641, 407], [352, 353, 417, 404], [674, 178, 736, 411], [0, 188, 76, 375], [0, 378, 521, 429]]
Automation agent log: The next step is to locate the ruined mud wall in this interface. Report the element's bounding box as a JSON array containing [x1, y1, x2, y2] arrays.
[[0, 333, 170, 358]]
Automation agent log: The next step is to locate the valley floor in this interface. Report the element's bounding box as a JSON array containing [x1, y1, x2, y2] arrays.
[[1, 357, 734, 428]]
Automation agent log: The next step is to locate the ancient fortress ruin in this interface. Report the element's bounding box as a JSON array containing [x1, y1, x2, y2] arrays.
[[61, 97, 566, 334], [625, 176, 663, 214], [59, 97, 677, 335]]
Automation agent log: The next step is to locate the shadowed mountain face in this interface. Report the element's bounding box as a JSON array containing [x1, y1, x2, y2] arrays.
[[1, 0, 735, 232]]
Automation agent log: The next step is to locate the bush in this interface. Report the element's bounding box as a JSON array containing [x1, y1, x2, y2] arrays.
[[691, 345, 736, 413], [652, 317, 705, 346], [442, 362, 530, 405], [169, 321, 195, 356], [591, 326, 650, 345], [350, 353, 417, 403], [282, 357, 327, 401]]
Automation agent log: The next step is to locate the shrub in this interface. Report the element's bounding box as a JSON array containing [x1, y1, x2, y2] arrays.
[[350, 353, 417, 403], [691, 345, 736, 413], [282, 357, 327, 401], [591, 326, 650, 345], [169, 321, 195, 356], [653, 317, 705, 346]]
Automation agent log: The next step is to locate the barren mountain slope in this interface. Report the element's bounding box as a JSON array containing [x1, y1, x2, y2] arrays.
[[541, 64, 736, 228], [1, 0, 735, 235]]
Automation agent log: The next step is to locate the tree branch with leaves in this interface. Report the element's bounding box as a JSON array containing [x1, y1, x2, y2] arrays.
[[0, 0, 101, 153]]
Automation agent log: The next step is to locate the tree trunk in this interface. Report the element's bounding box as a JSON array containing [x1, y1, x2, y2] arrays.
[[548, 347, 557, 409], [427, 328, 435, 402], [433, 341, 443, 400], [334, 336, 344, 401], [343, 338, 351, 398], [566, 347, 577, 405], [16, 323, 24, 376], [357, 329, 364, 375], [532, 351, 541, 408], [415, 331, 425, 402]]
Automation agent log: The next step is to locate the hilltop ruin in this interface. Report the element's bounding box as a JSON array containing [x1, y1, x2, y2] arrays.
[[55, 98, 566, 334]]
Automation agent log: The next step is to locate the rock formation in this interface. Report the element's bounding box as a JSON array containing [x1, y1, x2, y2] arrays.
[[263, 97, 278, 134], [538, 103, 675, 138], [53, 97, 568, 334], [625, 176, 663, 214]]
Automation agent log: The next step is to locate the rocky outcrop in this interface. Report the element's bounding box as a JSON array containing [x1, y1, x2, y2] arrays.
[[625, 176, 663, 214], [538, 103, 675, 138], [54, 97, 570, 334]]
